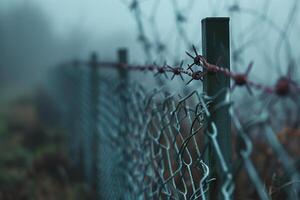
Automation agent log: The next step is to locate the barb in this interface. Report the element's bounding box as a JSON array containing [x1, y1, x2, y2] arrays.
[[64, 46, 300, 96]]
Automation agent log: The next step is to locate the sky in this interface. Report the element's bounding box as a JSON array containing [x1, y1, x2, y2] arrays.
[[0, 0, 141, 62], [0, 0, 299, 100], [1, 0, 298, 62], [1, 0, 134, 36]]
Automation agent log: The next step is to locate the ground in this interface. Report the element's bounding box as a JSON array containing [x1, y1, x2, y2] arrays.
[[0, 93, 92, 200]]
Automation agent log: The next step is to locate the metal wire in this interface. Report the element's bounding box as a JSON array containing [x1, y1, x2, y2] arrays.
[[46, 0, 300, 198], [48, 60, 300, 199]]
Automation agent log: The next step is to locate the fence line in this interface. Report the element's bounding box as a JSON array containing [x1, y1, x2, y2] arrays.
[[48, 17, 300, 200]]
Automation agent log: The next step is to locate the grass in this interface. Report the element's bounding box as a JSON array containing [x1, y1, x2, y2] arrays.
[[0, 95, 91, 200]]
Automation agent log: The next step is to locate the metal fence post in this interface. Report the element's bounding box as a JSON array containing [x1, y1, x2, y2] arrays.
[[117, 48, 129, 127], [89, 52, 100, 196], [118, 48, 128, 80], [202, 17, 232, 199], [117, 48, 128, 197]]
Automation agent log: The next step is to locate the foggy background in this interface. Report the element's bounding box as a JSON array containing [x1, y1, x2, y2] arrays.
[[0, 0, 299, 102]]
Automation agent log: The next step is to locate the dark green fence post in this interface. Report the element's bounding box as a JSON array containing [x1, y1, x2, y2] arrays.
[[118, 48, 128, 80], [117, 48, 128, 198], [88, 52, 100, 196], [202, 17, 232, 199]]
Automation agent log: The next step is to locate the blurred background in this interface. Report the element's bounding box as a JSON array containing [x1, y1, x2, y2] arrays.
[[0, 0, 299, 199]]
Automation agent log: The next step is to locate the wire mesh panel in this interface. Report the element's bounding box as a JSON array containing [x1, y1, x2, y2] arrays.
[[96, 77, 211, 199], [49, 62, 300, 199], [47, 10, 300, 197], [97, 77, 299, 200], [97, 76, 125, 199]]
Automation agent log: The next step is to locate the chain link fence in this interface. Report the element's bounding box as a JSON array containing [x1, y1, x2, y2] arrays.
[[47, 56, 300, 200], [46, 4, 300, 197]]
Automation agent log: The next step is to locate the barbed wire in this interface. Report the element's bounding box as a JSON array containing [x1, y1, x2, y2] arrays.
[[67, 45, 300, 97], [119, 0, 300, 96]]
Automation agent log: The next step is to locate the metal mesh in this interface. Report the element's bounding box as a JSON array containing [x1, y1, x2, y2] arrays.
[[49, 64, 300, 200], [46, 0, 300, 198], [96, 77, 211, 199]]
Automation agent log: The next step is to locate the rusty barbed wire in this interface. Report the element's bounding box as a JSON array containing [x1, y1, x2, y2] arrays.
[[120, 0, 300, 95], [66, 45, 300, 97]]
